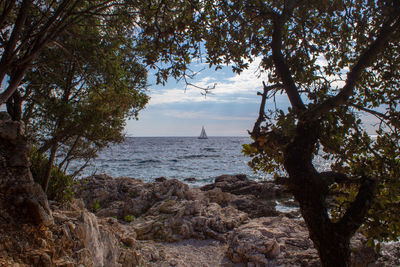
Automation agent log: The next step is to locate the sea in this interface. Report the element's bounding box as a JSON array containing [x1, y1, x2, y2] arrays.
[[72, 136, 330, 187]]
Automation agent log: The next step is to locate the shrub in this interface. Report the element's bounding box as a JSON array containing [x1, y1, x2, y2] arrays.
[[124, 214, 134, 222], [30, 147, 75, 204]]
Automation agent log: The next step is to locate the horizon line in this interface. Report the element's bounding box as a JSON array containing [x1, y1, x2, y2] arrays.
[[125, 135, 250, 138]]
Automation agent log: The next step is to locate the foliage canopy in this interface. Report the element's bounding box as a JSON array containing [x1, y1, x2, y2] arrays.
[[21, 15, 148, 176], [135, 0, 400, 265], [1, 1, 400, 266]]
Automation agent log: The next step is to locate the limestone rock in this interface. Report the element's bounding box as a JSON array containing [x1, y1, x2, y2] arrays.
[[0, 170, 399, 266], [0, 117, 53, 227], [375, 241, 400, 266], [9, 142, 32, 167], [227, 216, 319, 266], [0, 120, 23, 141], [0, 111, 11, 122], [203, 179, 279, 218], [133, 200, 248, 242], [201, 174, 291, 200], [75, 176, 249, 242]]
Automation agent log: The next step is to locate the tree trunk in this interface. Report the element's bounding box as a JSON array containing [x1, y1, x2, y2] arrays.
[[283, 121, 354, 267], [295, 190, 352, 266], [43, 143, 57, 193], [283, 119, 376, 266], [6, 90, 22, 121], [317, 236, 351, 267]]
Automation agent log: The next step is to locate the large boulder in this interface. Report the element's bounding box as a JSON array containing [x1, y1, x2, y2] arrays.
[[227, 216, 319, 266], [0, 112, 53, 227], [76, 176, 249, 242], [201, 174, 291, 200], [75, 175, 196, 218], [51, 201, 124, 267]]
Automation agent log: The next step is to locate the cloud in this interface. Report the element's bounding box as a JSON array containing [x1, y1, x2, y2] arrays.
[[147, 57, 269, 105], [148, 88, 220, 105], [163, 109, 256, 121]]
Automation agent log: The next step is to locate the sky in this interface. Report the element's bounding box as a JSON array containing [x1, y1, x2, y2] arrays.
[[0, 57, 378, 137], [126, 55, 382, 137], [126, 58, 290, 137]]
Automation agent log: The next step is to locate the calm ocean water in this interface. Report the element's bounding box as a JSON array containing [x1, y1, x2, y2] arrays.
[[72, 136, 330, 187]]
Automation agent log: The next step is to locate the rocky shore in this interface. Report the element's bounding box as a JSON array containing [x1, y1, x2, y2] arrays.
[[1, 114, 399, 266], [1, 173, 400, 266]]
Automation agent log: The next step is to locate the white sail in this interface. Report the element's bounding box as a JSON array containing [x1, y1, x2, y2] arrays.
[[198, 126, 208, 139]]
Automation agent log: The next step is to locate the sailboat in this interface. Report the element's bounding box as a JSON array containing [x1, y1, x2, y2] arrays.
[[198, 126, 208, 139]]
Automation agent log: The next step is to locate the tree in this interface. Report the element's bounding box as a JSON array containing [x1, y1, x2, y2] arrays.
[[0, 0, 127, 106], [136, 1, 400, 266], [21, 16, 148, 192]]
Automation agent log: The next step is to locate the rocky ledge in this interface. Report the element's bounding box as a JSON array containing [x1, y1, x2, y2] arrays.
[[1, 174, 400, 266]]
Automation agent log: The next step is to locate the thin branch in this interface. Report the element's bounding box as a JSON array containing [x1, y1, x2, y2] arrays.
[[270, 1, 306, 113], [250, 82, 281, 137], [310, 14, 400, 118], [350, 103, 389, 120], [335, 175, 377, 237]]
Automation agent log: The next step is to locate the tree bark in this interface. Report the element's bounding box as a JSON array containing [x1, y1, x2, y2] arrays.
[[6, 90, 22, 121], [43, 143, 57, 193], [283, 121, 375, 267]]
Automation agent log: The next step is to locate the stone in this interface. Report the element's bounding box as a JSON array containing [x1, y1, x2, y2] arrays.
[[0, 111, 11, 122], [201, 174, 291, 200], [75, 175, 248, 242], [0, 121, 23, 141], [0, 170, 398, 266], [227, 216, 319, 266], [229, 195, 279, 218], [9, 142, 32, 167], [8, 183, 54, 227], [155, 176, 167, 182], [122, 235, 136, 247], [375, 241, 400, 266]]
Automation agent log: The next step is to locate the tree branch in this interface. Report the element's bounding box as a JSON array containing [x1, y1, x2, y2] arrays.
[[320, 171, 362, 186], [350, 103, 389, 120], [270, 1, 305, 113], [310, 14, 400, 118], [0, 0, 31, 84], [335, 175, 377, 236], [0, 0, 16, 30], [250, 82, 281, 137]]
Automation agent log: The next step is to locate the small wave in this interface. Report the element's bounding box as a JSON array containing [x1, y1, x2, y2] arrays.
[[178, 154, 220, 159], [137, 159, 162, 164], [203, 147, 217, 152]]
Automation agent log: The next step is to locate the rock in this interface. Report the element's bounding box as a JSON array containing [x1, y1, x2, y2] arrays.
[[155, 176, 167, 182], [375, 241, 400, 266], [75, 176, 249, 242], [0, 118, 53, 227], [350, 234, 379, 266], [7, 183, 54, 226], [227, 216, 319, 266], [204, 187, 233, 205], [122, 236, 136, 247], [184, 177, 197, 182], [229, 195, 279, 218], [204, 187, 278, 218], [133, 200, 248, 242], [201, 174, 291, 200], [118, 249, 143, 266], [0, 111, 11, 122], [9, 142, 32, 167], [0, 120, 23, 141], [0, 167, 398, 266], [49, 203, 131, 267]]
